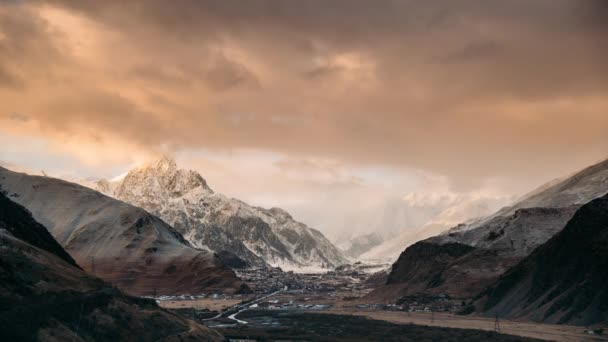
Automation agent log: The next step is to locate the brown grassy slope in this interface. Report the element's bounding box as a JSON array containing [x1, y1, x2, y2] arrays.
[[0, 167, 247, 296], [0, 192, 224, 342]]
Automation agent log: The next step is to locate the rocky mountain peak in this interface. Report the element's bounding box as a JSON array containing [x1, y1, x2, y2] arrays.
[[151, 155, 178, 174], [100, 157, 347, 270], [266, 207, 293, 221], [120, 156, 213, 197]]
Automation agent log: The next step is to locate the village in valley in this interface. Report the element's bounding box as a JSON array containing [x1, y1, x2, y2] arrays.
[[156, 262, 475, 324]]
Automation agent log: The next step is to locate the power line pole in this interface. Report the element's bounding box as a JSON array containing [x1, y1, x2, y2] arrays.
[[494, 314, 501, 333]]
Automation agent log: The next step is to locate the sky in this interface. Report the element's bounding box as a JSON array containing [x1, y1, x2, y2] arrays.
[[1, 1, 607, 241]]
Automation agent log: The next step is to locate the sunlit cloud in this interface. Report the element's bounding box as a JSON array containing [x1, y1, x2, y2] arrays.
[[0, 0, 606, 240]]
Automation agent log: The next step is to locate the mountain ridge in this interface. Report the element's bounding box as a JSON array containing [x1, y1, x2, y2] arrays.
[[0, 192, 223, 341], [367, 158, 608, 304], [478, 194, 608, 325], [0, 166, 247, 296], [94, 157, 348, 271]]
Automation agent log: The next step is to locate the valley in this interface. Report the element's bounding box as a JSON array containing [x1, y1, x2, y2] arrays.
[[153, 269, 606, 341], [2, 0, 608, 340], [2, 157, 608, 341]]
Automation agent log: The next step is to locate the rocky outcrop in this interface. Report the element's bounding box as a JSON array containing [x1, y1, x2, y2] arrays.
[[216, 250, 250, 269], [0, 166, 246, 296]]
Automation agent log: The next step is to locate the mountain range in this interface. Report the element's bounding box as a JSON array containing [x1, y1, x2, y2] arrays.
[[360, 195, 507, 261], [3, 154, 606, 327], [92, 157, 347, 271], [369, 158, 608, 315], [0, 166, 247, 296]]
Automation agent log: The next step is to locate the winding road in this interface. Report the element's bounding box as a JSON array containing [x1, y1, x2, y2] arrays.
[[204, 289, 284, 324]]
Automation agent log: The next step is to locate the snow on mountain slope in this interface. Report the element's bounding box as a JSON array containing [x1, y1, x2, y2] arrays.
[[338, 232, 384, 258], [0, 166, 246, 296], [361, 196, 506, 261], [498, 158, 608, 211], [365, 158, 608, 263], [97, 157, 348, 270], [447, 158, 608, 236], [367, 158, 608, 302], [334, 191, 511, 260], [425, 158, 608, 259]]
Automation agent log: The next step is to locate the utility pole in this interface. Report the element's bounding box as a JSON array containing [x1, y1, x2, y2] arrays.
[[431, 310, 435, 324], [494, 314, 501, 333]]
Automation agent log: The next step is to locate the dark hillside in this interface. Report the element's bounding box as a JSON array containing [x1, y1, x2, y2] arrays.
[[480, 194, 608, 325]]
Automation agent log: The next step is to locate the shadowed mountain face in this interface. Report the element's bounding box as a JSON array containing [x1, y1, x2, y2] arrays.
[[368, 158, 608, 303], [0, 192, 76, 267], [479, 194, 608, 326], [0, 192, 224, 342], [0, 166, 247, 296]]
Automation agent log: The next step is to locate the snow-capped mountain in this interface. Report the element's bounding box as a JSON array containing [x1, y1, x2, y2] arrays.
[[360, 195, 508, 261], [0, 166, 245, 296], [97, 157, 348, 271], [362, 159, 608, 263], [338, 232, 384, 258], [367, 157, 608, 302], [331, 191, 512, 260]]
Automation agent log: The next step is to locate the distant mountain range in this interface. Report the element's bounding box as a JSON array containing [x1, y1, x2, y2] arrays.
[[0, 166, 247, 296], [360, 196, 507, 261], [93, 157, 348, 271], [369, 158, 608, 325], [0, 192, 223, 341]]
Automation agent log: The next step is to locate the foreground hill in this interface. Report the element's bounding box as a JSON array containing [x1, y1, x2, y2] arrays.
[[368, 158, 608, 302], [0, 166, 246, 296], [478, 194, 608, 325], [0, 192, 223, 341], [96, 157, 347, 270]]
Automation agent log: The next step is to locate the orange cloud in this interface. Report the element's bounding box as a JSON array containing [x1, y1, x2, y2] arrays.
[[0, 0, 606, 191]]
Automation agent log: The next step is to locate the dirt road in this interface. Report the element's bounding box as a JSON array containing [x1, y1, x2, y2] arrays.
[[325, 309, 606, 342]]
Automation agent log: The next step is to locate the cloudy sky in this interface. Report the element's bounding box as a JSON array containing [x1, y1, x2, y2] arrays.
[[1, 0, 607, 240]]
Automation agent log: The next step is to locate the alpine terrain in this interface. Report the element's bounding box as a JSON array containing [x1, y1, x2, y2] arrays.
[[479, 194, 608, 325], [0, 166, 247, 296], [369, 158, 608, 302], [361, 196, 507, 261], [95, 157, 348, 271]]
